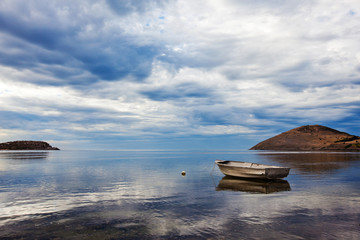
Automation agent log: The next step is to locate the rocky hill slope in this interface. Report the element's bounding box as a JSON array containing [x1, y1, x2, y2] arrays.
[[0, 141, 59, 150], [250, 125, 360, 151]]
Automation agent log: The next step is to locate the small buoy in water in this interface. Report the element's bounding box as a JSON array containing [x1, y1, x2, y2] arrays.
[[181, 171, 186, 176]]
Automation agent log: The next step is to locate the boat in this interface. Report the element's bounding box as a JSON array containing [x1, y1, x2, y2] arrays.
[[216, 176, 291, 194], [215, 159, 290, 179]]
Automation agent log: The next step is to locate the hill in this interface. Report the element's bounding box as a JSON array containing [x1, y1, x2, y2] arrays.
[[250, 125, 360, 151], [0, 141, 60, 150]]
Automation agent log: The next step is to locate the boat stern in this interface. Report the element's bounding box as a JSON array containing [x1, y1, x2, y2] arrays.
[[265, 167, 290, 179]]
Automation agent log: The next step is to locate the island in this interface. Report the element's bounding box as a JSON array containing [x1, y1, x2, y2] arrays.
[[0, 141, 60, 150], [250, 125, 360, 151]]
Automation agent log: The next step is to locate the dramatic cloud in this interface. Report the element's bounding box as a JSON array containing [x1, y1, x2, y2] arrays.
[[0, 0, 360, 149]]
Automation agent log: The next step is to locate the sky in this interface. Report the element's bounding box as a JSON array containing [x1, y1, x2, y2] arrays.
[[0, 0, 360, 150]]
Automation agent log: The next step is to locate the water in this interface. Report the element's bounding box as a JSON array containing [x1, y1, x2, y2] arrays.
[[0, 150, 359, 239]]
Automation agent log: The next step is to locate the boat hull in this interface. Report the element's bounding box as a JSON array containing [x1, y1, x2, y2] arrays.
[[215, 160, 290, 179]]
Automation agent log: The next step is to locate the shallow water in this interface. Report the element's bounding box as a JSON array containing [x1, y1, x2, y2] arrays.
[[0, 150, 359, 239]]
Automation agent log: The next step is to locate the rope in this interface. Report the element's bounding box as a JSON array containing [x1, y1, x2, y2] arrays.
[[210, 161, 218, 189], [210, 161, 217, 176]]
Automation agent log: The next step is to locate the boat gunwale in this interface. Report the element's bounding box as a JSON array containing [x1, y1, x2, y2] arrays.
[[215, 159, 289, 170]]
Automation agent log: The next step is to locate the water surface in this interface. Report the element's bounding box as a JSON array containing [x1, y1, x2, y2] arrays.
[[0, 150, 359, 239]]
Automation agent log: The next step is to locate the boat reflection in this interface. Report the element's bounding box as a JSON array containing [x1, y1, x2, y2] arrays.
[[216, 176, 291, 194]]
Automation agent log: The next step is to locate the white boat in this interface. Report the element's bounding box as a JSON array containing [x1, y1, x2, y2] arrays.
[[215, 160, 290, 179]]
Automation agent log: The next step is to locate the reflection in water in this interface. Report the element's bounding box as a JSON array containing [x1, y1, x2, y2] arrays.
[[0, 151, 49, 161], [0, 151, 360, 239], [258, 152, 360, 174], [216, 176, 291, 194], [0, 151, 49, 171]]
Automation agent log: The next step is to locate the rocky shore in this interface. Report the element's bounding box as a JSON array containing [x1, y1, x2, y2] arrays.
[[0, 141, 59, 150], [250, 125, 360, 151]]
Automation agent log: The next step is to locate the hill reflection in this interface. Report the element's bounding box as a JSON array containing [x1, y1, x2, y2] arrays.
[[0, 152, 49, 161], [257, 152, 360, 174]]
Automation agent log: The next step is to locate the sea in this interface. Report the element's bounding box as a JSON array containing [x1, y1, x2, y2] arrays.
[[0, 150, 359, 239]]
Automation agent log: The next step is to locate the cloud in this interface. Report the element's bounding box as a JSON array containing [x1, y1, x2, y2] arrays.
[[0, 0, 360, 148], [106, 0, 166, 16], [141, 82, 213, 101], [0, 0, 162, 85]]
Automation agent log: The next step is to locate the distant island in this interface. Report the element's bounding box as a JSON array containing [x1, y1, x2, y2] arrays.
[[250, 125, 360, 151], [0, 141, 60, 150]]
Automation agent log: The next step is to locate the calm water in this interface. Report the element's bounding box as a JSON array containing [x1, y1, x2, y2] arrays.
[[0, 150, 359, 239]]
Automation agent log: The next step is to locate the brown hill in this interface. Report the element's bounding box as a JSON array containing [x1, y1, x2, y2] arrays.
[[0, 141, 60, 150], [250, 125, 360, 151]]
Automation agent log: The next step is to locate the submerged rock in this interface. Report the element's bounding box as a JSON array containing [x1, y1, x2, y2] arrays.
[[250, 125, 360, 151], [0, 141, 60, 150]]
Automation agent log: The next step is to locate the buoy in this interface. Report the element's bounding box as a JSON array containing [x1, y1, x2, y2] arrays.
[[181, 171, 186, 176]]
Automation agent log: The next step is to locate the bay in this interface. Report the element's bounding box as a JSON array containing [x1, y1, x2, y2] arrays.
[[0, 150, 359, 239]]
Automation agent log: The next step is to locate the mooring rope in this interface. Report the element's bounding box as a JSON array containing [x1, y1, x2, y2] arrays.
[[210, 161, 217, 176]]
